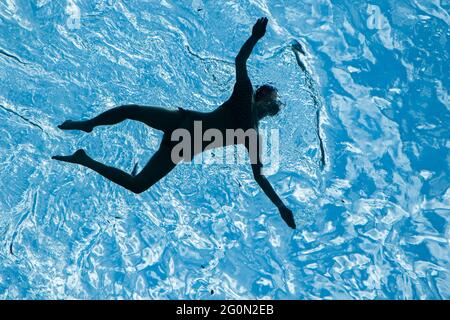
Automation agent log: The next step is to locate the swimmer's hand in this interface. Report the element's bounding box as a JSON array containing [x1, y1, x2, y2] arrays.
[[252, 17, 268, 40], [278, 205, 296, 229]]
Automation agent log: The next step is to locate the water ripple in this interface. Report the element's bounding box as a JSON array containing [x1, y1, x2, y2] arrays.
[[0, 0, 448, 299]]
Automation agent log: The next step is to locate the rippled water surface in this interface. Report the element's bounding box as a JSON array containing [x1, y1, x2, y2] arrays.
[[0, 0, 449, 299]]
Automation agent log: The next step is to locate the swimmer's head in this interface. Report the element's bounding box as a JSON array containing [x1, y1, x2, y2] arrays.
[[254, 84, 283, 120]]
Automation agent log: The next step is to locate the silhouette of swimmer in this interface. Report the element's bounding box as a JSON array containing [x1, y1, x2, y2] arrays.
[[52, 18, 296, 229]]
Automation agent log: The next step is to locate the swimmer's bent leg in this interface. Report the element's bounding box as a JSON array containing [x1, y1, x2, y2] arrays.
[[81, 145, 176, 194]]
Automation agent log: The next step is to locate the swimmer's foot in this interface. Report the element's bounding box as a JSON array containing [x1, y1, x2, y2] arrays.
[[58, 120, 93, 133], [52, 149, 88, 165]]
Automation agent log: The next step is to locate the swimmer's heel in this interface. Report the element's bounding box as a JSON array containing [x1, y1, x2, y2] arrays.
[[58, 120, 93, 133]]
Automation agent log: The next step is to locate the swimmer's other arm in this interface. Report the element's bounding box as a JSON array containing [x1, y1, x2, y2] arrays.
[[251, 163, 297, 229], [235, 17, 268, 83]]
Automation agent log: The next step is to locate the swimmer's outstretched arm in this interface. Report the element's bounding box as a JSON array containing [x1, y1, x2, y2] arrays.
[[248, 137, 296, 229], [251, 163, 297, 229], [235, 17, 268, 82]]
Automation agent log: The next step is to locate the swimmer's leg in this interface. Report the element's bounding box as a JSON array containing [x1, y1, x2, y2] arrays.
[[52, 146, 176, 194], [58, 105, 182, 133]]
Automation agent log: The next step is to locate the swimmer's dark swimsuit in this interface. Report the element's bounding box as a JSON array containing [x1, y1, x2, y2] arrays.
[[162, 76, 256, 161], [161, 107, 192, 147], [162, 77, 257, 168]]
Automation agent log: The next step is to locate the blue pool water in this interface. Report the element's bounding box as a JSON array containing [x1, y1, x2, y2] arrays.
[[0, 0, 449, 299]]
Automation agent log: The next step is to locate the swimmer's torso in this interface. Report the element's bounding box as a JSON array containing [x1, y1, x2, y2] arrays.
[[166, 79, 256, 156]]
